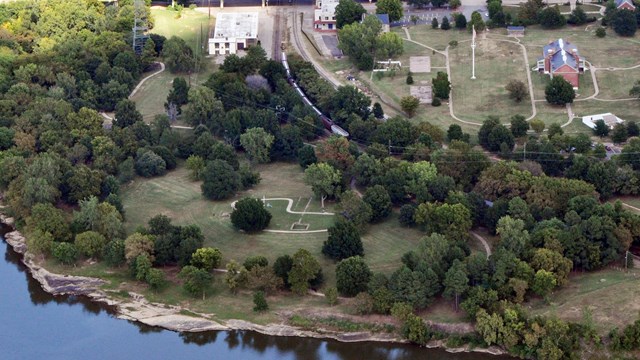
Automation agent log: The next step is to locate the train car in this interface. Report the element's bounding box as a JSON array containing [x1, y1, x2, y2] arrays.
[[281, 52, 350, 138]]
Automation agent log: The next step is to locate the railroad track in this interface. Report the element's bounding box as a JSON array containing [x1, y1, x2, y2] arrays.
[[272, 8, 282, 62]]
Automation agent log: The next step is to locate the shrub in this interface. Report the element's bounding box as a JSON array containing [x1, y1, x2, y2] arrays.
[[253, 291, 269, 312], [431, 97, 441, 107], [52, 242, 78, 265], [325, 286, 339, 306], [595, 27, 606, 37], [231, 198, 272, 232], [336, 256, 372, 297], [244, 255, 269, 270], [135, 151, 167, 177]]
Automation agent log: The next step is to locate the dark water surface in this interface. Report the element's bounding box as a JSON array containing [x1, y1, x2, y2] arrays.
[[0, 232, 508, 360]]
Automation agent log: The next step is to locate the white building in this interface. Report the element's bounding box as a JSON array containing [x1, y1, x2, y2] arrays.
[[314, 0, 339, 31], [209, 13, 259, 56], [582, 113, 624, 130]]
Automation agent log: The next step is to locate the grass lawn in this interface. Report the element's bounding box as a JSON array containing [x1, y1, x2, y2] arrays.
[[594, 68, 640, 99], [449, 38, 533, 123], [610, 196, 640, 212], [120, 162, 424, 288], [150, 8, 212, 52], [527, 268, 640, 333], [571, 100, 640, 125]]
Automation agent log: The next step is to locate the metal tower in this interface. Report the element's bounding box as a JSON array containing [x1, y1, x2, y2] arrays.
[[132, 0, 149, 55]]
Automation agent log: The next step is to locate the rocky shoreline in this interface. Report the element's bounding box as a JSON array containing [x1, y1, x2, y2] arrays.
[[0, 213, 505, 357]]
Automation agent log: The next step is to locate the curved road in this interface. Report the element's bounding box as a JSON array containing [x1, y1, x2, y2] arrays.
[[470, 231, 492, 259]]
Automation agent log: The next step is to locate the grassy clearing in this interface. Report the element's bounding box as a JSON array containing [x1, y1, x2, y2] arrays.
[[121, 162, 424, 286], [528, 268, 640, 332], [420, 298, 469, 324], [594, 68, 640, 99], [571, 100, 640, 125], [611, 196, 640, 211], [449, 38, 533, 123], [150, 8, 212, 52]]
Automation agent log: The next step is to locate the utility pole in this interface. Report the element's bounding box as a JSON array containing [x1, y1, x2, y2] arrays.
[[388, 140, 392, 156], [523, 142, 527, 161], [208, 0, 211, 19]]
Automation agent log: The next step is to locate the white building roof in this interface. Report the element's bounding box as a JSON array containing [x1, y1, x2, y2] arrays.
[[212, 13, 259, 40], [582, 113, 624, 129], [316, 0, 339, 18]]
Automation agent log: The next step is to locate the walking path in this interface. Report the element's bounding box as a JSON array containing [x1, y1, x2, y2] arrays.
[[129, 62, 165, 99], [470, 231, 492, 258]]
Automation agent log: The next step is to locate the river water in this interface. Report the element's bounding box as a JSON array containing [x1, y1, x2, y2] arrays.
[[0, 233, 507, 360]]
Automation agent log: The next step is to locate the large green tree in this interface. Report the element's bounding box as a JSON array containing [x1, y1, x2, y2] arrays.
[[376, 0, 403, 22], [289, 249, 321, 296], [323, 219, 364, 260], [545, 76, 575, 105], [303, 163, 342, 208], [201, 159, 241, 200], [443, 259, 469, 311], [336, 256, 372, 296], [240, 127, 275, 164], [335, 0, 366, 28], [162, 36, 196, 73], [231, 197, 272, 233]]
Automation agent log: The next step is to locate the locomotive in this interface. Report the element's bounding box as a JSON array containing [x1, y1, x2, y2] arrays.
[[281, 52, 349, 138]]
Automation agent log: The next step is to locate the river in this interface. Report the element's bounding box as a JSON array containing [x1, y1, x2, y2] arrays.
[[0, 232, 507, 360]]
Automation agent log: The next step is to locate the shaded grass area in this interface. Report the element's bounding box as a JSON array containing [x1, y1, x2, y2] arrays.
[[528, 268, 640, 332]]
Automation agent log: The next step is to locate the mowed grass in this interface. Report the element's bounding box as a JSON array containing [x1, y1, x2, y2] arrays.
[[528, 268, 640, 332], [130, 70, 177, 123], [121, 162, 424, 288], [449, 38, 533, 123], [571, 100, 640, 125], [594, 68, 640, 99], [151, 8, 212, 51]]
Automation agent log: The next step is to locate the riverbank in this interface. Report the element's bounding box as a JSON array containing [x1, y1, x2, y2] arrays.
[[0, 213, 505, 357]]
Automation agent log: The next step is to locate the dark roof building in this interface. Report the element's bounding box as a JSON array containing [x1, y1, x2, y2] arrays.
[[536, 38, 585, 89]]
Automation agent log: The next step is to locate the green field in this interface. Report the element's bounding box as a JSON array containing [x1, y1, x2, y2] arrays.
[[150, 8, 212, 52], [528, 268, 640, 332], [449, 38, 533, 123], [121, 162, 425, 286]]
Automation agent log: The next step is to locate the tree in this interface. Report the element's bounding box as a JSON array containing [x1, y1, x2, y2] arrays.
[[376, 0, 403, 22], [335, 0, 366, 28], [595, 27, 606, 37], [389, 265, 440, 309], [323, 219, 364, 260], [74, 231, 107, 259], [336, 256, 372, 296], [247, 265, 283, 294], [545, 76, 575, 105], [185, 155, 206, 180], [612, 123, 628, 143], [538, 6, 567, 28], [406, 72, 414, 85], [240, 127, 275, 164], [432, 71, 451, 100], [166, 77, 189, 114], [105, 239, 126, 267], [631, 80, 640, 99], [201, 159, 241, 200], [373, 102, 384, 119], [273, 254, 293, 289], [253, 291, 268, 312], [52, 242, 78, 265], [532, 269, 556, 298], [298, 145, 317, 169], [548, 122, 564, 138], [506, 80, 528, 103], [443, 259, 469, 311], [510, 115, 529, 138], [135, 151, 166, 177], [326, 286, 339, 305], [316, 135, 355, 171], [162, 36, 195, 73], [568, 7, 588, 25], [455, 14, 467, 29], [487, 125, 515, 152], [626, 120, 639, 137], [447, 124, 464, 142], [338, 191, 372, 229], [244, 255, 269, 270], [338, 16, 382, 70], [124, 232, 155, 263], [27, 230, 54, 258], [468, 11, 486, 32], [113, 99, 142, 128], [225, 260, 248, 294], [28, 203, 71, 242], [402, 314, 433, 345], [303, 163, 342, 208], [432, 17, 439, 29], [363, 185, 392, 222], [0, 126, 14, 150], [183, 86, 224, 129], [289, 249, 321, 296], [611, 9, 638, 36], [530, 119, 545, 134], [441, 16, 451, 30], [146, 268, 166, 291], [191, 247, 222, 272], [400, 96, 420, 117], [592, 119, 610, 137], [179, 265, 212, 300]]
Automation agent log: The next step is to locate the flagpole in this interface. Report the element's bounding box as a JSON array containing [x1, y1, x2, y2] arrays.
[[471, 25, 476, 80]]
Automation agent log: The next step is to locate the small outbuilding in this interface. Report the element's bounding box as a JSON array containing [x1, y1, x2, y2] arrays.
[[507, 26, 525, 37], [582, 113, 624, 130]]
